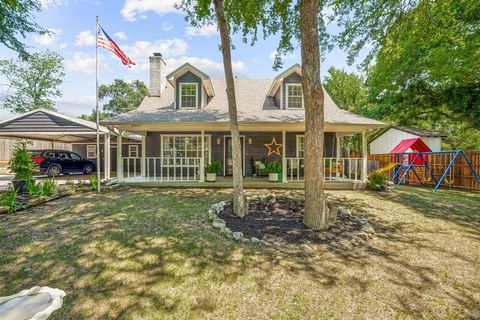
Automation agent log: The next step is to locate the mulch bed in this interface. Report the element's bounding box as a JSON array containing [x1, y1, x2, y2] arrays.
[[218, 196, 364, 245]]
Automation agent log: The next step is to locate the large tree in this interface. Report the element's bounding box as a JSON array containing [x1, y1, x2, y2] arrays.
[[99, 79, 147, 116], [0, 0, 47, 59], [178, 0, 268, 217], [0, 50, 64, 113]]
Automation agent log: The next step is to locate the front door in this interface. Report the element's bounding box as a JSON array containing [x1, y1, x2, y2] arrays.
[[224, 136, 244, 176]]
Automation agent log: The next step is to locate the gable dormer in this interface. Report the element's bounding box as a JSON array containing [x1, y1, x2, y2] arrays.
[[267, 64, 304, 110], [165, 63, 215, 110]]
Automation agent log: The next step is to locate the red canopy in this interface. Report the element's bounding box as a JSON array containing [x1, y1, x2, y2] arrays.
[[389, 138, 432, 154]]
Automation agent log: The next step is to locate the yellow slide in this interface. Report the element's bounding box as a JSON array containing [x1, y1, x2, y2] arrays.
[[376, 163, 400, 173]]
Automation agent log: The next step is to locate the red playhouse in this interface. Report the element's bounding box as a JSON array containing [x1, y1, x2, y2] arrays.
[[390, 137, 431, 166]]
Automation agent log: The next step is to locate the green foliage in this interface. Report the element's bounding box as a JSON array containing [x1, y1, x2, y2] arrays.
[[0, 51, 64, 113], [26, 179, 41, 196], [367, 171, 388, 191], [40, 178, 56, 196], [89, 175, 98, 191], [206, 159, 223, 174], [9, 140, 34, 181], [0, 187, 20, 214], [0, 0, 46, 59], [266, 160, 282, 174]]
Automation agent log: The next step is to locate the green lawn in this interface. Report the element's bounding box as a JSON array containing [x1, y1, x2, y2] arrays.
[[1, 186, 479, 319]]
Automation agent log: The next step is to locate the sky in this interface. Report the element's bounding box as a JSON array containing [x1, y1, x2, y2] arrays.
[[0, 0, 368, 121]]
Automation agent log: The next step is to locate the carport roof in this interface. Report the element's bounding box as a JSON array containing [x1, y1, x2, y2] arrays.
[[0, 108, 111, 143]]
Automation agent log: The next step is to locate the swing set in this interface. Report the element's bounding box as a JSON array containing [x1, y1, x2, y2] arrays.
[[378, 138, 480, 192]]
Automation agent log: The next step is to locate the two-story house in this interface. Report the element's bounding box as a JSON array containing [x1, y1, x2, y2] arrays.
[[103, 53, 385, 187]]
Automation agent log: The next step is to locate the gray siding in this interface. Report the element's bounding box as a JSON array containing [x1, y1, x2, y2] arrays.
[[175, 71, 202, 109], [0, 110, 93, 132], [282, 72, 302, 109], [72, 142, 141, 171]]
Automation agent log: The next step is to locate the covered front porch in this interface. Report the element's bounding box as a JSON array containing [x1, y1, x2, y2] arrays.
[[109, 122, 371, 188]]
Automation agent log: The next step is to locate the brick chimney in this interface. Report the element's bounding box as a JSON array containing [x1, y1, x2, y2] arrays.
[[149, 52, 166, 97]]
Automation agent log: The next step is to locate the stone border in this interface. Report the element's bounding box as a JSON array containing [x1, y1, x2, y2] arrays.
[[207, 195, 377, 248]]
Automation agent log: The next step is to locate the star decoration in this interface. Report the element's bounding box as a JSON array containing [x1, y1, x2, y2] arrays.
[[264, 137, 282, 157]]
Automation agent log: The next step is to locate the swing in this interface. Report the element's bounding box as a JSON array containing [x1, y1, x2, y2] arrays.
[[443, 154, 455, 184]]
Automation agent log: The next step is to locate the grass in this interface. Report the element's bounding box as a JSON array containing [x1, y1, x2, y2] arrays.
[[0, 186, 479, 319]]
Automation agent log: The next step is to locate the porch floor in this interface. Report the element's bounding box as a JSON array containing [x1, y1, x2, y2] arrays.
[[120, 176, 366, 190]]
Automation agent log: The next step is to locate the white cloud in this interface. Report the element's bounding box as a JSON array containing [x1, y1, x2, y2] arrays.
[[65, 52, 110, 75], [114, 31, 128, 41], [39, 0, 61, 8], [164, 56, 247, 76], [185, 25, 217, 38], [162, 22, 173, 32], [123, 38, 189, 67], [121, 0, 179, 21], [59, 43, 68, 49], [74, 30, 95, 47], [33, 28, 62, 46]]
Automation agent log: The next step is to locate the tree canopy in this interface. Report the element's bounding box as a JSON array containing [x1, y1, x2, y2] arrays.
[[99, 79, 147, 117], [0, 0, 47, 59], [0, 50, 64, 113]]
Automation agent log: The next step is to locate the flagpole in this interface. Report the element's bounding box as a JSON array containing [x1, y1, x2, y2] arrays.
[[95, 16, 101, 193]]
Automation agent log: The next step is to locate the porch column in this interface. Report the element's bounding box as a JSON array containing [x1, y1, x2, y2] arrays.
[[104, 133, 110, 180], [117, 132, 123, 182], [336, 134, 341, 177], [282, 131, 287, 183], [362, 131, 368, 181], [141, 134, 146, 177], [200, 130, 205, 182]]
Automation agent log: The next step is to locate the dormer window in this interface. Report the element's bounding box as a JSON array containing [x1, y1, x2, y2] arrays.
[[286, 84, 303, 109], [179, 83, 198, 109]]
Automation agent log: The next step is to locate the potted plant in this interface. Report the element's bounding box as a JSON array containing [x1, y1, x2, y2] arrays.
[[206, 159, 223, 182], [266, 160, 282, 182], [9, 140, 35, 192]]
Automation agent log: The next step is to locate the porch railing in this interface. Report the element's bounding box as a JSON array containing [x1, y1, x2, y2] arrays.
[[120, 157, 202, 182], [285, 157, 364, 182]]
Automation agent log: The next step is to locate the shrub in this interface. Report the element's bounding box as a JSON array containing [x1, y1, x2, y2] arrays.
[[367, 171, 388, 191], [89, 175, 98, 191], [9, 140, 34, 182], [206, 159, 223, 174], [0, 187, 20, 214], [26, 179, 42, 196], [266, 160, 282, 174], [40, 179, 57, 196]]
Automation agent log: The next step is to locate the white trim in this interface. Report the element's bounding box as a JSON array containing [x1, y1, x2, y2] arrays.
[[223, 135, 246, 176], [160, 134, 212, 167], [285, 83, 304, 109], [86, 145, 96, 158], [267, 63, 302, 97], [280, 84, 283, 110], [179, 82, 199, 109], [296, 135, 305, 158], [128, 145, 139, 157]]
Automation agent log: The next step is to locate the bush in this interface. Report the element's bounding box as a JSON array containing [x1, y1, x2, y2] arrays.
[[266, 160, 282, 174], [9, 140, 34, 182], [206, 159, 223, 174], [367, 171, 388, 191], [0, 187, 20, 214], [89, 175, 98, 191], [40, 178, 57, 196], [26, 179, 42, 196]]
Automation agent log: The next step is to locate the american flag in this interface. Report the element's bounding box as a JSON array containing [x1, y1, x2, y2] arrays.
[[97, 24, 135, 67]]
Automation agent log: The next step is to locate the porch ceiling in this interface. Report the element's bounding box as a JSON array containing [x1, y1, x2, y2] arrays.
[[108, 122, 384, 134]]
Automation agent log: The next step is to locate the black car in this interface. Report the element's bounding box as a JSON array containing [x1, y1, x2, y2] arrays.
[[30, 150, 96, 177]]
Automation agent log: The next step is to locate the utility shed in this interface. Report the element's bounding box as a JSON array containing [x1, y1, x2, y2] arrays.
[[369, 126, 446, 154]]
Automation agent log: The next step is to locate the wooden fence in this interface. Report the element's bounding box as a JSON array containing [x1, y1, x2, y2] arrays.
[[0, 138, 71, 162], [368, 151, 480, 191]]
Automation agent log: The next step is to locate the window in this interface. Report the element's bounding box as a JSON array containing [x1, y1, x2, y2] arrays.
[[286, 84, 303, 109], [179, 83, 198, 109], [128, 145, 139, 157], [296, 135, 305, 158], [161, 135, 211, 165], [58, 152, 70, 159], [70, 153, 81, 160], [86, 145, 96, 158]]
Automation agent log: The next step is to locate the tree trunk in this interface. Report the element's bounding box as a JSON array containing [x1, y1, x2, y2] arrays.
[[300, 0, 332, 229], [213, 0, 247, 218]]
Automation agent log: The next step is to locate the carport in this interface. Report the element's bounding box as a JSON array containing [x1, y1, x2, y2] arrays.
[[0, 108, 113, 179]]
